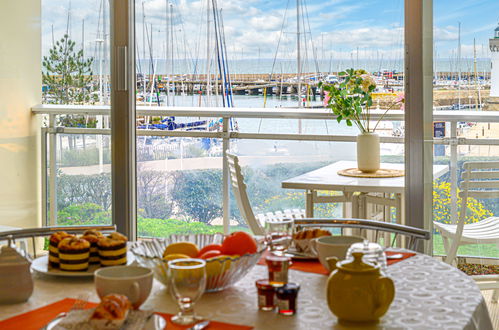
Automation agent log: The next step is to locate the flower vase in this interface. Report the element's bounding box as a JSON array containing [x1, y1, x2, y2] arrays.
[[356, 133, 380, 173]]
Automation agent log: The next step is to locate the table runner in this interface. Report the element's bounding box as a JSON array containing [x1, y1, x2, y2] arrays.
[[0, 298, 252, 330], [258, 250, 415, 275]]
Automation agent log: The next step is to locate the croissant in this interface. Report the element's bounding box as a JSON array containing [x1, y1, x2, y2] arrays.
[[90, 294, 131, 329]]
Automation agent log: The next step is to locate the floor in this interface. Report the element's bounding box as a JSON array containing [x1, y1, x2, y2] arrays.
[[482, 291, 499, 329]]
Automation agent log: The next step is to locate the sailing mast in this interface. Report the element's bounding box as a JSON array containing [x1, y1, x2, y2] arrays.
[[296, 0, 301, 108], [206, 0, 212, 106], [458, 22, 461, 108]]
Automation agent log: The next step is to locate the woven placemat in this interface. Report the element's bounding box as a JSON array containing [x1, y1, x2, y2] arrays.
[[337, 168, 405, 178]]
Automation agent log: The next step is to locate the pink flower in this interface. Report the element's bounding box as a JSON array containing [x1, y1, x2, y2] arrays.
[[323, 91, 331, 106], [395, 93, 405, 103]]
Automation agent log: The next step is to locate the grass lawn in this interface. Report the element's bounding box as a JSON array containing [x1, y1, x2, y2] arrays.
[[433, 233, 499, 258]]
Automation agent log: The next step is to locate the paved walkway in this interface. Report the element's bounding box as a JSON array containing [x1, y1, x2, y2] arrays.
[[59, 154, 335, 175]]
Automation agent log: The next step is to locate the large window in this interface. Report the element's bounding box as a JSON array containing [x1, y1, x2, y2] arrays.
[[432, 1, 499, 259]]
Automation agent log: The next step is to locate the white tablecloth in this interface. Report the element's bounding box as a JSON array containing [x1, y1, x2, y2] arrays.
[[0, 253, 493, 329]]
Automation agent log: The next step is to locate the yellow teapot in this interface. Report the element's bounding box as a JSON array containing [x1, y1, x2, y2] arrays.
[[326, 252, 395, 325]]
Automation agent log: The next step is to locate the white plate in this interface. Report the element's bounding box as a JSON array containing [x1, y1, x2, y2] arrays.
[[44, 313, 166, 330], [286, 248, 318, 260], [32, 252, 135, 277]]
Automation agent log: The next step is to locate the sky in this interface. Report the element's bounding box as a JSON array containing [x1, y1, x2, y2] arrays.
[[41, 0, 499, 63]]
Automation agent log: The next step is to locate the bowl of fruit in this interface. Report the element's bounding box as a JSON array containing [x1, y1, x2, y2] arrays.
[[130, 232, 265, 292]]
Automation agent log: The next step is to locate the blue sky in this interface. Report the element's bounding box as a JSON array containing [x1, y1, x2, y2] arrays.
[[42, 0, 499, 61]]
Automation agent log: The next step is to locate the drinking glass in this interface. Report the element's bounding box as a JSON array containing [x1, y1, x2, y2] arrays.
[[168, 258, 207, 325], [265, 218, 293, 255]]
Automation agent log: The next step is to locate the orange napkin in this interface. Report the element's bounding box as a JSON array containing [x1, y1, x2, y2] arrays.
[[0, 298, 252, 330], [258, 250, 329, 275], [386, 250, 416, 266], [258, 250, 416, 276]]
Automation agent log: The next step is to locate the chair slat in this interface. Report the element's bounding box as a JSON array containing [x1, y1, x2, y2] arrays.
[[463, 171, 499, 180], [461, 181, 499, 189], [463, 161, 499, 170]]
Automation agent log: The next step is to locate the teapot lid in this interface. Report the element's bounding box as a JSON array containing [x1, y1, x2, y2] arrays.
[[0, 245, 30, 265], [337, 252, 379, 273]]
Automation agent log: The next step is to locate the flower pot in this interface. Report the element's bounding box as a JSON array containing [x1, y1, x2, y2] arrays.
[[356, 133, 380, 173]]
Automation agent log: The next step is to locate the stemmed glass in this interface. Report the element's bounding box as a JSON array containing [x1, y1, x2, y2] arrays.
[[265, 218, 294, 255], [168, 258, 207, 325]]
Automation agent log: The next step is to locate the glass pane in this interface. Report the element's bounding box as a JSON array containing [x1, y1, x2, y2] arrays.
[[42, 0, 111, 226], [432, 2, 499, 260], [134, 0, 405, 237]]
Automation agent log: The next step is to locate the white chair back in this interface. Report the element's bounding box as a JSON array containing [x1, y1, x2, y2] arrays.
[[227, 153, 265, 235], [445, 161, 499, 263]]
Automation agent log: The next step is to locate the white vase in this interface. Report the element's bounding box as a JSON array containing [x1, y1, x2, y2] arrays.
[[356, 133, 380, 173]]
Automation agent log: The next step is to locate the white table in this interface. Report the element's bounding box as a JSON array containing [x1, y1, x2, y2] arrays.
[[282, 160, 448, 220], [0, 252, 492, 329]]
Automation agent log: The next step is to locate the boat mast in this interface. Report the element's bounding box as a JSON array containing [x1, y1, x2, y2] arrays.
[[474, 38, 479, 110], [206, 0, 212, 106], [296, 0, 301, 108], [458, 22, 461, 108]]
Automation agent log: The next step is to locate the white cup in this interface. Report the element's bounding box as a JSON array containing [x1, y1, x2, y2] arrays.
[[310, 235, 365, 272], [95, 266, 153, 308]]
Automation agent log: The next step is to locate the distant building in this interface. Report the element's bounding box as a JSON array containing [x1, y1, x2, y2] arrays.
[[490, 23, 499, 97]]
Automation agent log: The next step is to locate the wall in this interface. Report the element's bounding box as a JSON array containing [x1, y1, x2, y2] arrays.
[[0, 0, 41, 229]]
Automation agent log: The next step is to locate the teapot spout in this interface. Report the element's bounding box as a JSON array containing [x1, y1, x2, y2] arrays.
[[326, 256, 339, 272]]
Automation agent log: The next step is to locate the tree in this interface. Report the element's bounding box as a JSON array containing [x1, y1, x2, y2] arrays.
[[433, 181, 494, 225], [43, 34, 97, 105]]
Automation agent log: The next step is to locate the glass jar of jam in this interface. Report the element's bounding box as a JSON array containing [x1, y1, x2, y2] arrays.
[[255, 279, 275, 311], [276, 283, 300, 316], [265, 255, 292, 287]]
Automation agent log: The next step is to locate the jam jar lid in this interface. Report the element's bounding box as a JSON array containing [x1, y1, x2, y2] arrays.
[[256, 279, 274, 290], [276, 283, 300, 295]]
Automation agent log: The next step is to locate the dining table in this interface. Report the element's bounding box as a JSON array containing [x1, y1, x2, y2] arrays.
[[281, 160, 449, 221], [0, 249, 493, 330]]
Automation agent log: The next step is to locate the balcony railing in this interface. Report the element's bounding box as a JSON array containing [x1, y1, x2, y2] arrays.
[[31, 104, 499, 239]]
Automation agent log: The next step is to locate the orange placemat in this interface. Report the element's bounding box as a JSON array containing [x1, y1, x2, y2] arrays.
[[258, 251, 329, 275], [258, 250, 416, 275], [0, 298, 252, 330], [386, 251, 416, 266]]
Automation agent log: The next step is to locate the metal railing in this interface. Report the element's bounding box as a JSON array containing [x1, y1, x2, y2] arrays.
[[31, 104, 499, 234]]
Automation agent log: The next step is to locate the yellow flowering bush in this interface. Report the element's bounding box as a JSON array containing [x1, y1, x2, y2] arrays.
[[433, 181, 494, 225]]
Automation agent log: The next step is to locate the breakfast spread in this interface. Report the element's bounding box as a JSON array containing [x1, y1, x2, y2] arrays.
[[48, 230, 128, 272]]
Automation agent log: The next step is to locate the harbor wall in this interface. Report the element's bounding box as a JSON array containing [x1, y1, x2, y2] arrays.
[[0, 0, 41, 230]]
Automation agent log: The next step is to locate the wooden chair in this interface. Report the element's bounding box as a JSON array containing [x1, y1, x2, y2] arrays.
[[227, 153, 305, 236], [433, 161, 499, 299]]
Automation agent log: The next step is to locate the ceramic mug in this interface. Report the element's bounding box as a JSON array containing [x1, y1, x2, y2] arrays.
[[310, 235, 364, 272], [95, 266, 153, 308]]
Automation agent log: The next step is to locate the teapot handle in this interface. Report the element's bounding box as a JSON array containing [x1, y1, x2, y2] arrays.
[[374, 276, 395, 317]]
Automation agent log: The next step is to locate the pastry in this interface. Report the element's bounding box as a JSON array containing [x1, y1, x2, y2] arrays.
[[98, 232, 128, 267], [81, 233, 102, 264], [58, 237, 90, 271], [90, 294, 131, 329], [83, 229, 104, 238], [293, 228, 331, 240], [48, 231, 74, 268]]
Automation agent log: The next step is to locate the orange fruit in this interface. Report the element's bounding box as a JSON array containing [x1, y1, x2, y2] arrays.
[[163, 242, 199, 258], [221, 231, 257, 256], [198, 244, 223, 257], [199, 250, 222, 259]]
